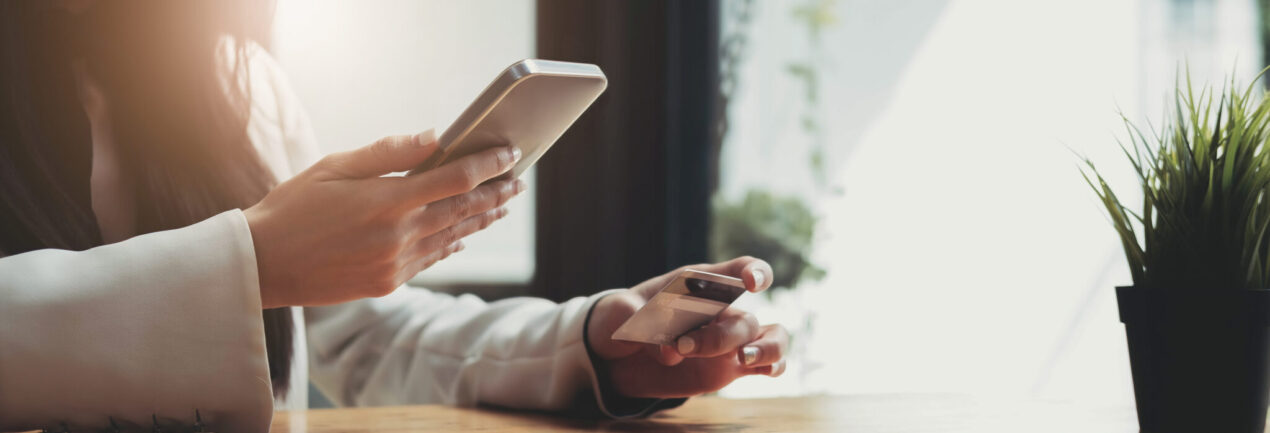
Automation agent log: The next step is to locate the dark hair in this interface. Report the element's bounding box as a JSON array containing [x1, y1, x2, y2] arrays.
[[0, 1, 294, 397]]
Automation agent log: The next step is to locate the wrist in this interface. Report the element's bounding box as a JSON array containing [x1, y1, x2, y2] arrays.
[[582, 292, 687, 417], [586, 293, 615, 351], [243, 205, 282, 309]]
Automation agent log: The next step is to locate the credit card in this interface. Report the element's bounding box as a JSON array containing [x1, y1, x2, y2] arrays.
[[611, 269, 747, 346]]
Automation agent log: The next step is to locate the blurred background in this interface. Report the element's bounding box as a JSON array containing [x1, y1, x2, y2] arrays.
[[271, 0, 1266, 407]]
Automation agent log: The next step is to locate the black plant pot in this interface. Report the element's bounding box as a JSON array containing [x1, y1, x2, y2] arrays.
[[1117, 286, 1270, 433]]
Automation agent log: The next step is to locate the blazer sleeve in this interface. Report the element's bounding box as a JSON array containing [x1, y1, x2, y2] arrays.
[[305, 288, 682, 417], [0, 210, 274, 432]]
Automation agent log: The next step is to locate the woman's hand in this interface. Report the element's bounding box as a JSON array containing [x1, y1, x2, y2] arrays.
[[586, 257, 789, 399], [245, 130, 524, 308]]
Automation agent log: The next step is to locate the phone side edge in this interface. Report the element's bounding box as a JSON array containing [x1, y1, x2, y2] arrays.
[[406, 63, 526, 176], [407, 59, 606, 176], [680, 269, 745, 287]]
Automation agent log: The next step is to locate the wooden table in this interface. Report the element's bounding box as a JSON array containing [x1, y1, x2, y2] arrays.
[[272, 395, 1143, 432]]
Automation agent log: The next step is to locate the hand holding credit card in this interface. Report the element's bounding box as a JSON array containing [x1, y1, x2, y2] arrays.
[[611, 270, 747, 346], [585, 257, 788, 399]]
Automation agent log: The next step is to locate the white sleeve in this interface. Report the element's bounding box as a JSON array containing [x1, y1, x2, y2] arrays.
[[306, 289, 685, 417], [304, 289, 604, 411], [0, 210, 274, 432]]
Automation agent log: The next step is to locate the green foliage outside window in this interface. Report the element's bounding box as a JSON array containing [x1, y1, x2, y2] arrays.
[[712, 190, 826, 290], [711, 0, 837, 293]]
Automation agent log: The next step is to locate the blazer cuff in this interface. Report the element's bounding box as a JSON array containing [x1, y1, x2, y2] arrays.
[[578, 290, 687, 418], [0, 209, 273, 432]]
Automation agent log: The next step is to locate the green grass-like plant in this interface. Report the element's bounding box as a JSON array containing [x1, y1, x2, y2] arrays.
[[1083, 70, 1270, 290]]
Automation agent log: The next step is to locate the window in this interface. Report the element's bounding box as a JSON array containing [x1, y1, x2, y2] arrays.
[[272, 0, 537, 287], [714, 0, 1261, 402]]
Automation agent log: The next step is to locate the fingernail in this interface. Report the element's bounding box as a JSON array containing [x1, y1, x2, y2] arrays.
[[514, 179, 528, 193], [677, 336, 696, 355], [742, 346, 760, 366], [497, 207, 509, 218], [416, 129, 436, 146], [751, 269, 765, 290], [450, 241, 465, 252], [511, 147, 523, 163], [770, 360, 787, 377]]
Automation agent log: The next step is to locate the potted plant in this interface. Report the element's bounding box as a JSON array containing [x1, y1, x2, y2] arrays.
[[1083, 73, 1270, 433]]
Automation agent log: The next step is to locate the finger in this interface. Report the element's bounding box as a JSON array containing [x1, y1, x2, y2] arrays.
[[739, 259, 774, 293], [738, 324, 789, 368], [749, 359, 787, 378], [630, 265, 700, 300], [394, 240, 465, 287], [320, 130, 438, 179], [402, 146, 522, 206], [412, 178, 525, 234], [630, 257, 759, 300], [643, 344, 685, 367], [677, 256, 774, 293], [772, 359, 787, 377], [675, 308, 759, 358], [408, 207, 509, 262], [609, 353, 748, 399], [696, 256, 772, 293]]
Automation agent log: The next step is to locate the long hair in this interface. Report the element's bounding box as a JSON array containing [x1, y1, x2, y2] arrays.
[[0, 1, 295, 397]]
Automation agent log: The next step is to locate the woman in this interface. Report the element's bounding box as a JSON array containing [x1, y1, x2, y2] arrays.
[[0, 1, 789, 431]]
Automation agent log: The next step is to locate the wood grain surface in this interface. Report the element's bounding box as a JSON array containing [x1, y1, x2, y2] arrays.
[[270, 394, 1144, 433]]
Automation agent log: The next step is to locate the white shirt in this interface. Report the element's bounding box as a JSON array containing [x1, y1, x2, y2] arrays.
[[0, 42, 653, 432]]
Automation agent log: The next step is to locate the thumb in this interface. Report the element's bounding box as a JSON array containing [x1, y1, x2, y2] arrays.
[[589, 292, 647, 360], [320, 129, 438, 178]]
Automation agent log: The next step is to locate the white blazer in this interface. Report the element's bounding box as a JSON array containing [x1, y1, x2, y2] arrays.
[[0, 44, 662, 432]]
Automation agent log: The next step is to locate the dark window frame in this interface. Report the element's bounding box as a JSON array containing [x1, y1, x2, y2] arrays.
[[532, 0, 721, 301]]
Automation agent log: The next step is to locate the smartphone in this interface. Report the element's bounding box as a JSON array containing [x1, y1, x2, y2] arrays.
[[407, 59, 608, 178], [611, 270, 747, 346]]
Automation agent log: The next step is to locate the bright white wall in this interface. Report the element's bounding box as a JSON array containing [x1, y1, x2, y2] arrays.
[[719, 0, 1260, 404], [271, 0, 536, 284]]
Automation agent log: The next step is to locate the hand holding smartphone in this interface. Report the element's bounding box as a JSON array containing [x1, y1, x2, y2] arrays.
[[408, 59, 607, 178]]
